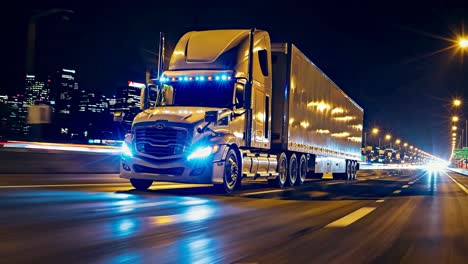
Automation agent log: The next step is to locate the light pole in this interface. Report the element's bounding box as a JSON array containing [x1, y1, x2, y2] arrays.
[[363, 127, 379, 148], [26, 9, 74, 74]]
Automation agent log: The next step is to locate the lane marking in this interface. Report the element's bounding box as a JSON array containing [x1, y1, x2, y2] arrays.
[[376, 199, 385, 203], [408, 182, 414, 185], [326, 182, 343, 185], [447, 175, 468, 195], [0, 183, 131, 188], [393, 190, 402, 194], [325, 207, 376, 228], [239, 189, 290, 196], [402, 185, 409, 188]]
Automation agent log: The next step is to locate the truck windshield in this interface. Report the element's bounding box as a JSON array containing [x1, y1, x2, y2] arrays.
[[155, 81, 234, 108]]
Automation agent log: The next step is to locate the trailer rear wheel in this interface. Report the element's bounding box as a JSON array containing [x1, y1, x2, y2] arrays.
[[297, 154, 307, 185], [352, 161, 357, 180], [269, 152, 287, 188], [287, 153, 298, 186], [130, 179, 153, 191], [346, 160, 353, 180]]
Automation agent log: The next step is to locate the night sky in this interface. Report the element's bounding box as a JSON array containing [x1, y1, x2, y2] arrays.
[[2, 1, 468, 159]]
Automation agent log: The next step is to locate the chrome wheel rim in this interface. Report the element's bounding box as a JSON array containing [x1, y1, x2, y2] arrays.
[[225, 155, 238, 189]]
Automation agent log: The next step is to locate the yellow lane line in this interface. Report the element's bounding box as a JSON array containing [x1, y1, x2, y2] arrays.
[[325, 207, 377, 228]]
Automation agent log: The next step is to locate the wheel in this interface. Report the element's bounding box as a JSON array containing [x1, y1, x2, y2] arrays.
[[346, 160, 353, 180], [269, 152, 287, 188], [287, 153, 298, 186], [352, 161, 357, 180], [297, 154, 307, 185], [130, 179, 153, 191], [218, 148, 241, 194]]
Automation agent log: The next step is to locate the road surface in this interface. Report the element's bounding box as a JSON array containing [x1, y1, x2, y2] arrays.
[[0, 169, 467, 263]]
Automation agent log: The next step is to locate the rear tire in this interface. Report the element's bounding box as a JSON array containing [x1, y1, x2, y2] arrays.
[[130, 179, 153, 191], [269, 152, 287, 188], [297, 154, 307, 185], [287, 153, 298, 186]]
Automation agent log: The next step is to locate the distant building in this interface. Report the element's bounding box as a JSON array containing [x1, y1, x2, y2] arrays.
[[109, 81, 142, 132], [0, 95, 8, 138], [49, 68, 80, 139], [6, 94, 27, 137], [24, 74, 50, 106]]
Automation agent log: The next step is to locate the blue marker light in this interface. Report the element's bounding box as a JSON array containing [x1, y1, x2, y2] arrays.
[[184, 76, 189, 81], [215, 76, 220, 81], [199, 76, 205, 81], [178, 77, 184, 81], [221, 75, 227, 81], [195, 76, 200, 81]]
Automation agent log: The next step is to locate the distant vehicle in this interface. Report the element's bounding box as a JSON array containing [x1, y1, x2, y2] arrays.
[[120, 29, 364, 193]]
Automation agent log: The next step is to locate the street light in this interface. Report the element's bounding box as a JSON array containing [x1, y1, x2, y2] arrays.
[[363, 127, 379, 148], [459, 38, 468, 49], [26, 9, 74, 74], [453, 99, 462, 107], [452, 116, 459, 122]]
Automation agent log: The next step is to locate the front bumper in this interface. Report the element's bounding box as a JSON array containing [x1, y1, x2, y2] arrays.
[[120, 149, 227, 184]]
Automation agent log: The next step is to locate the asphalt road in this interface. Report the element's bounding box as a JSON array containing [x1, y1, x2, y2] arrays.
[[1, 169, 467, 263]]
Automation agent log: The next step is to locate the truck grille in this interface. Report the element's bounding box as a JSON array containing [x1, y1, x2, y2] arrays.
[[135, 126, 188, 157]]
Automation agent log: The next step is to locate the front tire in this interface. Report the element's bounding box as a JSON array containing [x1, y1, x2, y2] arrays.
[[130, 179, 153, 191], [219, 148, 241, 194]]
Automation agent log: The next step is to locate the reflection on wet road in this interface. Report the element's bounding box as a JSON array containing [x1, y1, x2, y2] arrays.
[[1, 169, 467, 263]]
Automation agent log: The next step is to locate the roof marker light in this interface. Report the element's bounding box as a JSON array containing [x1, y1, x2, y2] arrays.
[[172, 77, 176, 82], [221, 75, 227, 81], [195, 76, 200, 81], [178, 77, 184, 81], [183, 76, 189, 81], [215, 76, 220, 81], [208, 76, 212, 81], [199, 76, 205, 81], [189, 77, 193, 81]]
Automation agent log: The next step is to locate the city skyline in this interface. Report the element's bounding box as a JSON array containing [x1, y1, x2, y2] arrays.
[[2, 1, 468, 159]]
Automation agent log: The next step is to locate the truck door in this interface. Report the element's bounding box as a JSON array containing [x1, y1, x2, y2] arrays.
[[251, 34, 272, 149]]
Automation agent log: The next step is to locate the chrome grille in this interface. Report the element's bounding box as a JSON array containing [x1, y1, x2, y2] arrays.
[[135, 126, 188, 157]]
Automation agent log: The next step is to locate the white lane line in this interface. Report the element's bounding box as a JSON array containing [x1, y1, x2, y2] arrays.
[[408, 182, 414, 185], [376, 199, 385, 203], [325, 207, 376, 228], [402, 185, 409, 188], [239, 189, 290, 196], [0, 183, 131, 188], [447, 175, 468, 194], [326, 182, 343, 185], [393, 190, 402, 194]]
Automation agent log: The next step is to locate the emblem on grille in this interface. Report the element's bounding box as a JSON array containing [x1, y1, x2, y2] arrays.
[[155, 123, 165, 129]]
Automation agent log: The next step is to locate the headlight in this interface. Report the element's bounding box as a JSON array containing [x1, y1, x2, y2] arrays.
[[187, 146, 217, 161], [121, 142, 133, 157]]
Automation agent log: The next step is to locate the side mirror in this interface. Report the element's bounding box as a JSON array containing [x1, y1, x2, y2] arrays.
[[205, 110, 219, 123], [140, 87, 147, 110]]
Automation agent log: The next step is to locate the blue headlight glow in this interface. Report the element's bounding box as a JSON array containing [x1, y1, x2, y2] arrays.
[[221, 75, 227, 80], [121, 142, 133, 157], [187, 146, 213, 161], [199, 76, 205, 81], [184, 76, 189, 81], [160, 77, 167, 83]]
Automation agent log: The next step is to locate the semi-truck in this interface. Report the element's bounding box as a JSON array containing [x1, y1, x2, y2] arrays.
[[120, 29, 363, 193]]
